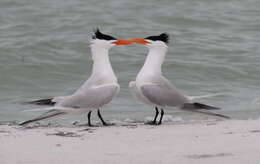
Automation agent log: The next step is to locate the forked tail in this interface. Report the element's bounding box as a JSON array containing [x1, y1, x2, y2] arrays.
[[182, 102, 230, 119], [192, 110, 230, 119], [19, 109, 65, 125]]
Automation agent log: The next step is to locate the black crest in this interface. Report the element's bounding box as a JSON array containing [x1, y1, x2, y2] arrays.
[[145, 33, 169, 44], [92, 28, 117, 41]]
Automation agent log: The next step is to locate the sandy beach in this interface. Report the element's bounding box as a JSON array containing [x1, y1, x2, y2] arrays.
[[1, 119, 260, 164]]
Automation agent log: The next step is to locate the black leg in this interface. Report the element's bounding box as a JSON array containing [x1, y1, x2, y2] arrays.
[[152, 107, 159, 124], [87, 111, 92, 126], [97, 109, 108, 126], [158, 109, 164, 125], [146, 107, 159, 125]]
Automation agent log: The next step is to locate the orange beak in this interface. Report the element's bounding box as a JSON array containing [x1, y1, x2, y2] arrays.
[[112, 39, 133, 45], [128, 38, 150, 44]]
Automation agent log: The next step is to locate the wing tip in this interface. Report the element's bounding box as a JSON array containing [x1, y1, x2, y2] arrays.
[[22, 98, 55, 106], [193, 102, 221, 110]]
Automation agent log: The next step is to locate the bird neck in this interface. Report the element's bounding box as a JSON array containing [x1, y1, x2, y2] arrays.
[[90, 45, 116, 79], [138, 47, 167, 78]]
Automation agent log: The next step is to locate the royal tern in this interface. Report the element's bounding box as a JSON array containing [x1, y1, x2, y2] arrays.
[[20, 29, 132, 126], [129, 33, 230, 125]]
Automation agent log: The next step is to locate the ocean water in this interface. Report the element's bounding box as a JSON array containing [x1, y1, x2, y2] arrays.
[[0, 0, 260, 124]]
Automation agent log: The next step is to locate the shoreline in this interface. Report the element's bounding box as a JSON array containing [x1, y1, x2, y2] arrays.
[[1, 119, 260, 164]]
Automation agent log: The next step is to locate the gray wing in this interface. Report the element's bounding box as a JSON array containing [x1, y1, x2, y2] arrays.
[[129, 81, 152, 105], [57, 84, 119, 109], [140, 76, 190, 107]]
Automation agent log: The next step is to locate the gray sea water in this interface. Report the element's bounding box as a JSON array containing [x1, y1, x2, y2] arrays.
[[1, 0, 260, 124]]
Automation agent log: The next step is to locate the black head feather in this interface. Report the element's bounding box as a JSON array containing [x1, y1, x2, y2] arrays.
[[145, 33, 169, 44], [92, 28, 117, 41]]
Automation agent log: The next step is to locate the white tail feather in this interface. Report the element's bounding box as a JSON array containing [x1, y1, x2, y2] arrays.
[[22, 107, 56, 112], [189, 93, 225, 101], [22, 106, 90, 114]]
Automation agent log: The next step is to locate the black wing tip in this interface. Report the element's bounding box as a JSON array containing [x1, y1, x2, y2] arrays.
[[200, 111, 231, 119], [19, 120, 32, 126], [193, 102, 220, 110], [182, 102, 220, 110], [22, 98, 55, 106], [182, 103, 231, 119], [216, 113, 231, 119]]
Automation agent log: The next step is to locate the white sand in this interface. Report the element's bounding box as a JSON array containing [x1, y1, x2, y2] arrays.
[[1, 120, 260, 164]]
